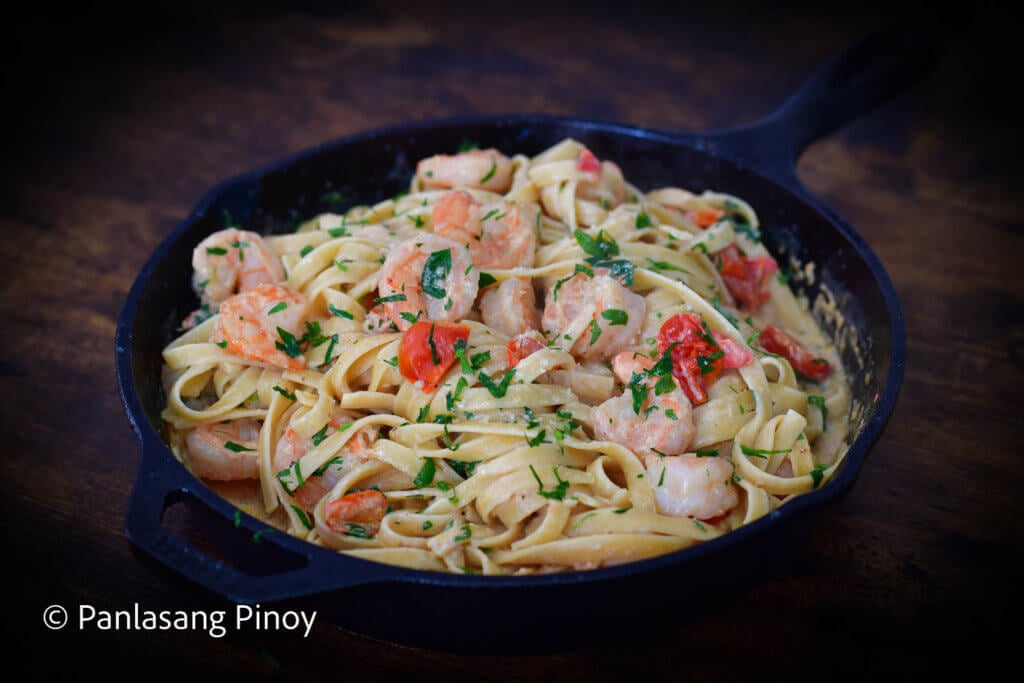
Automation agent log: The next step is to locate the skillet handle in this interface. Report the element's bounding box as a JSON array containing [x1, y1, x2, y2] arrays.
[[689, 26, 941, 186], [124, 436, 402, 602]]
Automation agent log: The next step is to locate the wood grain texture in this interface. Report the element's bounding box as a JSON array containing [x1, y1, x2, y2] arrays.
[[3, 0, 1021, 678]]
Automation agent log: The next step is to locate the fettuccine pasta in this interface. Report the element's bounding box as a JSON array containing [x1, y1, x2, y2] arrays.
[[160, 139, 850, 575]]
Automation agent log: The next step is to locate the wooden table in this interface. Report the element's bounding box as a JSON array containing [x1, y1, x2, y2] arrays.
[[5, 1, 1020, 678]]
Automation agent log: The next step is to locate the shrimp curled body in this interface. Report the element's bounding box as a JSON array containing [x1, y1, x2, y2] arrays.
[[192, 228, 285, 305], [184, 419, 262, 481], [377, 234, 479, 331], [641, 453, 739, 520], [212, 283, 308, 370], [416, 149, 514, 193], [542, 273, 644, 360], [432, 190, 537, 270], [592, 352, 696, 457]]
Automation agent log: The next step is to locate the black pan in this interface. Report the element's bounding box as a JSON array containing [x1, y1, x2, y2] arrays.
[[115, 27, 937, 654]]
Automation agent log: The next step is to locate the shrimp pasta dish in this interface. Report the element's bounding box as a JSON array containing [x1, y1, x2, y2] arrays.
[[160, 139, 851, 575]]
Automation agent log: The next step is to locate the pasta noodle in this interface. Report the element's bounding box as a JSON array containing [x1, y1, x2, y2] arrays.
[[160, 139, 851, 575]]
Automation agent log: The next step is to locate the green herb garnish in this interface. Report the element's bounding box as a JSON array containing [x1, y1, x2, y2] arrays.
[[601, 309, 628, 326], [413, 458, 436, 488], [478, 369, 516, 398], [529, 465, 570, 500], [421, 248, 452, 300], [272, 385, 296, 401]]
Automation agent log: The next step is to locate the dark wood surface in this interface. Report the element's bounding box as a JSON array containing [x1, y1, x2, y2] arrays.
[[4, 1, 1021, 678]]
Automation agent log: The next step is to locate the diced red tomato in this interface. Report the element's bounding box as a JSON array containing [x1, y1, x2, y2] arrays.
[[713, 244, 778, 312], [323, 490, 388, 535], [507, 333, 545, 367], [686, 208, 725, 229], [398, 320, 471, 393], [713, 333, 754, 369], [576, 148, 601, 176], [656, 313, 751, 405], [758, 325, 832, 381]]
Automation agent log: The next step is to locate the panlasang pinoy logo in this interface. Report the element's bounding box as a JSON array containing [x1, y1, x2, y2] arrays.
[[70, 603, 316, 638]]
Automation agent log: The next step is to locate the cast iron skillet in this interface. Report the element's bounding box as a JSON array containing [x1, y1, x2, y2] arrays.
[[116, 28, 937, 653]]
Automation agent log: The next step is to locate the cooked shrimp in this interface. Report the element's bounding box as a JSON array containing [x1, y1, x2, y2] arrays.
[[432, 190, 536, 269], [592, 352, 696, 456], [480, 277, 541, 338], [541, 273, 644, 360], [192, 229, 285, 304], [211, 283, 308, 369], [363, 304, 397, 334], [324, 490, 388, 536], [641, 452, 739, 520], [416, 148, 514, 193], [376, 234, 478, 331], [273, 412, 378, 512], [184, 418, 262, 481]]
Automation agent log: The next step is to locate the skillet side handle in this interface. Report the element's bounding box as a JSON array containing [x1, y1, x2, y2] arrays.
[[124, 436, 400, 603], [695, 26, 941, 184]]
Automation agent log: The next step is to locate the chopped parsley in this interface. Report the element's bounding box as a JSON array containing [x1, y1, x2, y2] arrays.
[[810, 464, 828, 488], [526, 429, 548, 447], [479, 157, 497, 184], [478, 271, 497, 288], [695, 350, 725, 375], [446, 458, 477, 479], [529, 465, 570, 500], [571, 512, 597, 529], [733, 220, 761, 243], [478, 368, 516, 398], [421, 248, 452, 300], [695, 448, 719, 457], [224, 441, 256, 453], [328, 303, 354, 319], [374, 293, 407, 304], [275, 328, 303, 358], [310, 424, 330, 447], [628, 372, 648, 415], [268, 301, 287, 315], [600, 309, 628, 326], [275, 462, 304, 494], [740, 444, 792, 458], [654, 374, 676, 396], [808, 395, 828, 428], [574, 228, 619, 260], [413, 458, 436, 488], [635, 211, 652, 228], [290, 505, 313, 531], [343, 523, 372, 539], [312, 456, 344, 476], [711, 296, 739, 328], [645, 258, 690, 275], [272, 385, 296, 401], [427, 323, 440, 365]]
